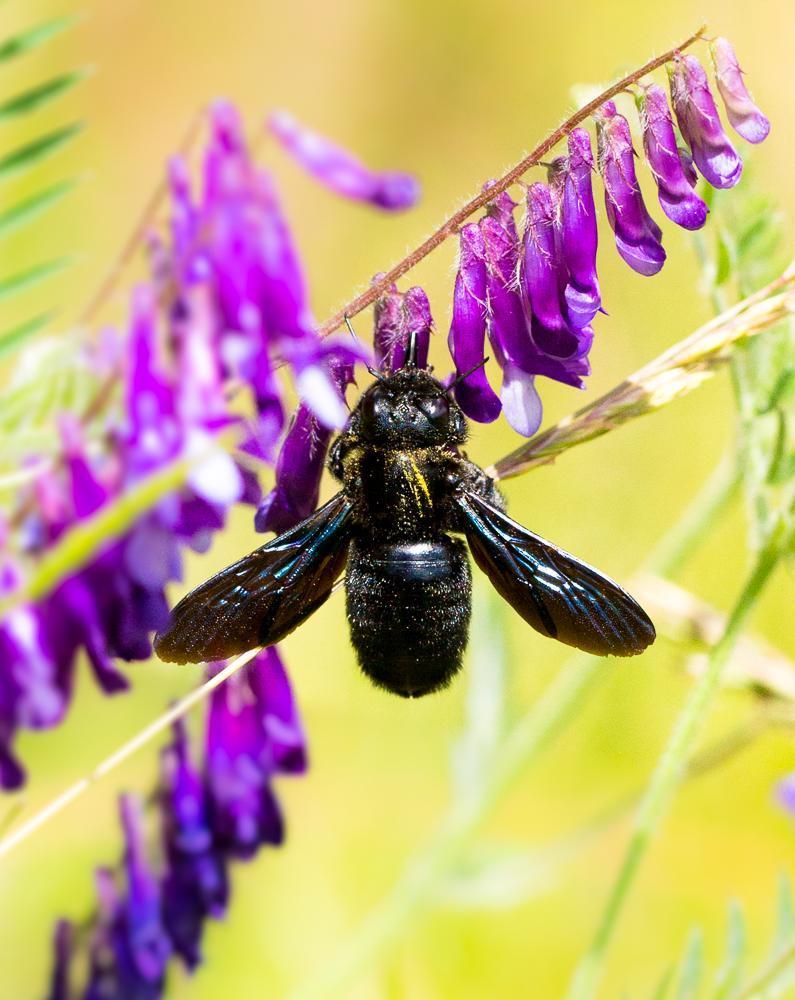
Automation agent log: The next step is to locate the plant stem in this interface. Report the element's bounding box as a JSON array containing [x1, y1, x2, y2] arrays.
[[283, 457, 741, 1000], [285, 651, 601, 1000], [730, 933, 795, 999], [316, 26, 706, 339], [0, 646, 261, 862], [566, 527, 788, 1000], [646, 452, 741, 579]]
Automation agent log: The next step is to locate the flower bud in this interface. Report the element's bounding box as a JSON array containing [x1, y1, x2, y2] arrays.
[[710, 38, 770, 144], [637, 84, 708, 231], [667, 54, 743, 189]]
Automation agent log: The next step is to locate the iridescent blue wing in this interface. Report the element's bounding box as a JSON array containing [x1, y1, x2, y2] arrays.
[[155, 493, 354, 664], [456, 490, 655, 657]]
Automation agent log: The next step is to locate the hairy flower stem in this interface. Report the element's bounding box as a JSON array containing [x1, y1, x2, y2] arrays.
[[77, 109, 204, 327], [317, 26, 706, 339], [566, 524, 789, 1000], [283, 460, 743, 1000]]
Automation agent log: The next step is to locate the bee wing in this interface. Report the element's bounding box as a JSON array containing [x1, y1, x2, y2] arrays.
[[154, 492, 354, 664], [455, 490, 655, 657]]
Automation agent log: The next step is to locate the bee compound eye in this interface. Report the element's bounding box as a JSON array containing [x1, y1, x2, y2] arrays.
[[360, 386, 394, 433], [419, 394, 450, 427]]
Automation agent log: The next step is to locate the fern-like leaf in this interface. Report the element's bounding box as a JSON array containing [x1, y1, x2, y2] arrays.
[[645, 878, 795, 1000], [0, 8, 84, 350]]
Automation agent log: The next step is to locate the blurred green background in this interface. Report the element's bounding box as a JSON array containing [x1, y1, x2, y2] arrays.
[[1, 0, 794, 997]]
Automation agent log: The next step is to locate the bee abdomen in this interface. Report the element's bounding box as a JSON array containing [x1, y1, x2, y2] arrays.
[[345, 537, 471, 698]]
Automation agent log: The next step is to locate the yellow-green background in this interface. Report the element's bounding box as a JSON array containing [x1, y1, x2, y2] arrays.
[[1, 0, 794, 997]]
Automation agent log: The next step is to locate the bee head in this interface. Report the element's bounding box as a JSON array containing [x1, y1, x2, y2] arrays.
[[356, 368, 467, 447]]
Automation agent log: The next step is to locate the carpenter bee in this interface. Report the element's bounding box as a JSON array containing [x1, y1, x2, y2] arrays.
[[154, 335, 655, 696]]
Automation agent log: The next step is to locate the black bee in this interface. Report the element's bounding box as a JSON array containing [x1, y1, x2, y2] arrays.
[[154, 337, 655, 696]]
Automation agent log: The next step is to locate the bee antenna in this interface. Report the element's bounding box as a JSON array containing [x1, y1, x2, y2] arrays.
[[367, 365, 388, 383], [343, 313, 358, 341], [448, 357, 489, 391]]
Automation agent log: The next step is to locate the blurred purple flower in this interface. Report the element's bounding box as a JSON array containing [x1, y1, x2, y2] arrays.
[[667, 54, 743, 189], [448, 223, 502, 423], [268, 110, 420, 211], [50, 645, 305, 994], [710, 38, 770, 144], [46, 920, 74, 1000], [166, 102, 365, 437], [595, 101, 666, 276], [777, 774, 795, 815], [637, 84, 709, 231], [160, 718, 228, 969], [205, 647, 306, 858], [83, 799, 172, 1000]]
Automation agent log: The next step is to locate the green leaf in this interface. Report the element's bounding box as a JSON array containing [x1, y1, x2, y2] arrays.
[[0, 179, 76, 238], [0, 311, 54, 360], [714, 901, 746, 999], [436, 842, 553, 910], [0, 257, 72, 301], [0, 122, 82, 181], [774, 874, 795, 954], [0, 15, 75, 63], [650, 968, 674, 1000], [0, 69, 87, 121], [675, 929, 703, 1000], [451, 586, 508, 804]]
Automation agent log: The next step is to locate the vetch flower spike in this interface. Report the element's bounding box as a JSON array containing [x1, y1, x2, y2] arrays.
[[667, 53, 743, 189], [595, 101, 666, 276], [268, 110, 420, 211], [637, 84, 709, 231], [710, 37, 770, 144]]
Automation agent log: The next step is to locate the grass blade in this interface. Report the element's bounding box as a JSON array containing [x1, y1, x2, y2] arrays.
[[0, 16, 76, 63], [0, 311, 54, 359], [0, 70, 87, 121], [0, 123, 82, 181], [0, 258, 72, 301], [0, 179, 76, 237]]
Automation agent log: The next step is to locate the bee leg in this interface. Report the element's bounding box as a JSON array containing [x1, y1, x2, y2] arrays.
[[445, 458, 506, 533], [328, 432, 357, 482]]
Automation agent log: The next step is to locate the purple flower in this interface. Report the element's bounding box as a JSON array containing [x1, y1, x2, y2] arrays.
[[268, 110, 420, 211], [255, 405, 333, 534], [447, 223, 501, 422], [84, 800, 172, 1000], [554, 129, 601, 330], [479, 188, 590, 436], [777, 774, 795, 815], [521, 182, 580, 359], [46, 920, 73, 1000], [595, 101, 666, 276], [637, 84, 709, 231], [160, 719, 228, 969], [205, 648, 305, 858], [373, 282, 433, 371], [710, 38, 770, 144], [667, 54, 743, 189]]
